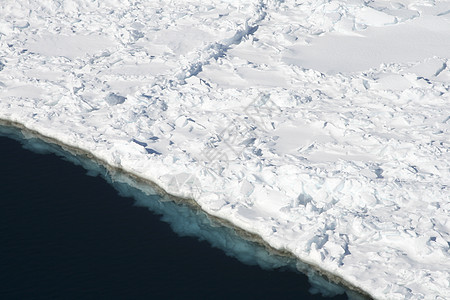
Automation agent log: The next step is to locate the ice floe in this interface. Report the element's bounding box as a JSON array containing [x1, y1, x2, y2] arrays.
[[1, 1, 449, 299]]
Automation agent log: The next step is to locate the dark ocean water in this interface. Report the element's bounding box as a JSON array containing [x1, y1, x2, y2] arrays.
[[0, 132, 349, 300]]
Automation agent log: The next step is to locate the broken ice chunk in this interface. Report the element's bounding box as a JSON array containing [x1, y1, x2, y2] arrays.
[[106, 93, 126, 105]]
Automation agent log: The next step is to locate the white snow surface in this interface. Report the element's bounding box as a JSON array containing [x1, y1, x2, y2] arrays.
[[1, 1, 449, 298]]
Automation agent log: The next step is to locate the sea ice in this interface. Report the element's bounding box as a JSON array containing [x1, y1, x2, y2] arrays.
[[0, 125, 351, 298], [1, 1, 449, 299]]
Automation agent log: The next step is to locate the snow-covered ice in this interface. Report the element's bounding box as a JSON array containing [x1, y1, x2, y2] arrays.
[[1, 1, 449, 299]]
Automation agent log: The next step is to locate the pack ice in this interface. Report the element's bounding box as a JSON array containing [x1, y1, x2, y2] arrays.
[[1, 1, 449, 299]]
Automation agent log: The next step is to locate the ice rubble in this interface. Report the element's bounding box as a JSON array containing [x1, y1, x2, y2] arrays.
[[1, 1, 449, 299]]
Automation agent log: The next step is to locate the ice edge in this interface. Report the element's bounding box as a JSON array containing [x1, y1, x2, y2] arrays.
[[0, 118, 374, 300]]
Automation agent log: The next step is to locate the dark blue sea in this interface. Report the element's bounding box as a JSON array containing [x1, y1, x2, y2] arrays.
[[0, 130, 350, 300]]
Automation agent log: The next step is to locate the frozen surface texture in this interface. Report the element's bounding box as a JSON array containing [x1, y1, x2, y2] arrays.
[[1, 1, 449, 299]]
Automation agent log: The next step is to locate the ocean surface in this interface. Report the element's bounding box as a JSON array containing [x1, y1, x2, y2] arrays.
[[0, 132, 349, 300]]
